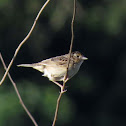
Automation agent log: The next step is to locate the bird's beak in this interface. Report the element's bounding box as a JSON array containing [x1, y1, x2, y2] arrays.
[[82, 56, 88, 60]]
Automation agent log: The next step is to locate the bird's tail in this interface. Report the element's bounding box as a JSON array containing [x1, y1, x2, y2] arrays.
[[17, 64, 34, 67], [17, 63, 44, 73]]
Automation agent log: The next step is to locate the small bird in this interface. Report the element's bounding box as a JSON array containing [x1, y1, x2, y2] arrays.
[[17, 51, 88, 88]]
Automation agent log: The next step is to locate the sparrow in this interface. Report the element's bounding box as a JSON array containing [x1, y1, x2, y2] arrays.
[[17, 51, 88, 88]]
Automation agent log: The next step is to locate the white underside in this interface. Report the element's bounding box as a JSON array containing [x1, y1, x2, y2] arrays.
[[42, 60, 84, 82]]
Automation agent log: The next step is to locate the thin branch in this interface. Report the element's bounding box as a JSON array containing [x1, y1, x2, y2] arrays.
[[0, 53, 38, 126], [52, 0, 76, 126], [63, 0, 76, 89], [0, 0, 50, 85]]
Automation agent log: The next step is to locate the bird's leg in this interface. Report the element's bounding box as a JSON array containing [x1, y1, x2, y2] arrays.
[[60, 78, 69, 93], [52, 81, 67, 93], [52, 81, 62, 88], [63, 78, 69, 83]]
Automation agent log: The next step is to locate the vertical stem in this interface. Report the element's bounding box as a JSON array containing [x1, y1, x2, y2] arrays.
[[52, 0, 76, 126]]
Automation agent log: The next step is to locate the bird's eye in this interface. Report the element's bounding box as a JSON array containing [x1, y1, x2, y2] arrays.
[[76, 55, 80, 58]]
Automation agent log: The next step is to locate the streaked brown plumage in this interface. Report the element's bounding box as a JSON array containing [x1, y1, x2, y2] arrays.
[[17, 51, 88, 85]]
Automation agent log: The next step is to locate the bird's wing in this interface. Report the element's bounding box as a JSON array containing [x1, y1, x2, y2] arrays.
[[40, 55, 70, 67]]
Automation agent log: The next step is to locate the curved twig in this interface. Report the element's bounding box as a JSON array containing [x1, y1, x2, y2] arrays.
[[52, 0, 76, 126], [0, 53, 38, 126], [0, 0, 51, 85]]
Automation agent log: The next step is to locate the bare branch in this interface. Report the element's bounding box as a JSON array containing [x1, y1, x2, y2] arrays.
[[63, 0, 76, 89], [0, 0, 51, 85], [52, 0, 76, 126], [0, 53, 38, 126]]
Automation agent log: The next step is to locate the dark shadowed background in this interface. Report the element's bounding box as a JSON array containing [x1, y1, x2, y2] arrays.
[[0, 0, 126, 126]]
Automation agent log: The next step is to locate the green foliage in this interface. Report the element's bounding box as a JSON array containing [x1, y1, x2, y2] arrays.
[[0, 80, 75, 126], [1, 0, 126, 126]]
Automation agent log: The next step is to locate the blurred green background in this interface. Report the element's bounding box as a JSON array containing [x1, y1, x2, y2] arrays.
[[1, 0, 126, 126]]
